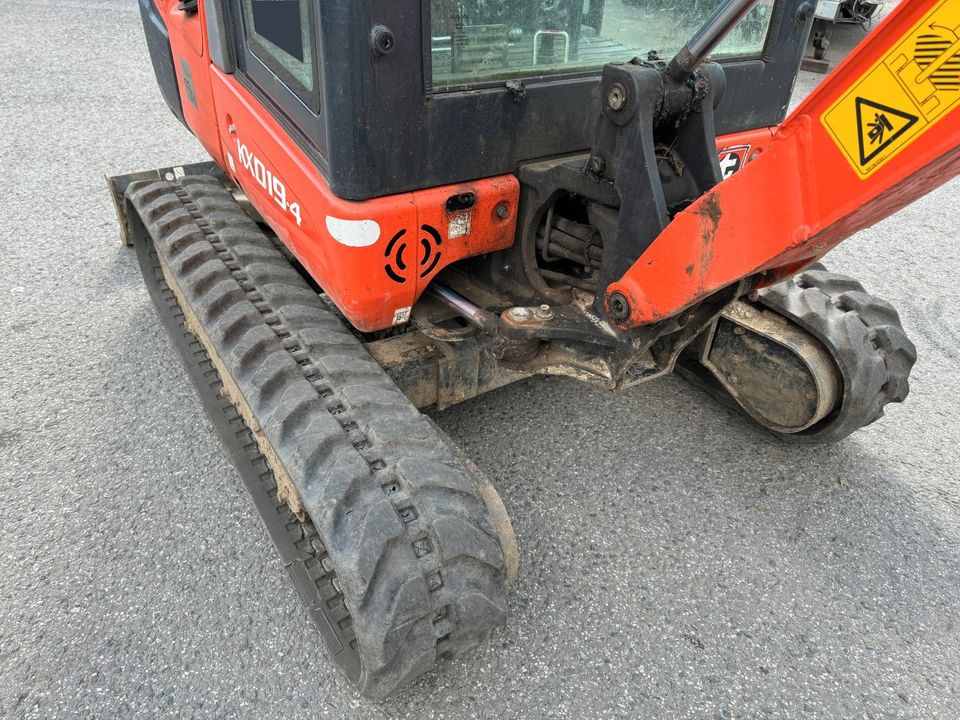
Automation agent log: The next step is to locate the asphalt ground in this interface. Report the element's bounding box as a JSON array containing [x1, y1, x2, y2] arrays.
[[1, 1, 958, 718]]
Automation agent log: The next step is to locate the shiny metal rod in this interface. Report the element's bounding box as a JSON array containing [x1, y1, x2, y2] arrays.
[[667, 0, 762, 81], [427, 284, 500, 335]]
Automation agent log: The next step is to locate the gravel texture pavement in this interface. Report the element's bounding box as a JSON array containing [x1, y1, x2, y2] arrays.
[[1, 1, 958, 718]]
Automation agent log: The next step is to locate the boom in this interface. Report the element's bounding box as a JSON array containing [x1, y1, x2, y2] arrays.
[[607, 0, 960, 326]]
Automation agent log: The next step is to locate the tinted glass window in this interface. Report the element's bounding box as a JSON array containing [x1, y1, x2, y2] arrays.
[[430, 0, 775, 88], [242, 0, 317, 102]]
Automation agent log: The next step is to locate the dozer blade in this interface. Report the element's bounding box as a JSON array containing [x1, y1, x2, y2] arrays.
[[121, 174, 517, 699]]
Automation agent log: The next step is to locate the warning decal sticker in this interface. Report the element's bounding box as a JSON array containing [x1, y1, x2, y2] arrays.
[[822, 0, 960, 179], [855, 98, 919, 165]]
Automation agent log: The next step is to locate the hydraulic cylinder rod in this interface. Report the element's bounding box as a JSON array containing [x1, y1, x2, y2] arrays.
[[427, 283, 500, 335], [667, 0, 764, 81]]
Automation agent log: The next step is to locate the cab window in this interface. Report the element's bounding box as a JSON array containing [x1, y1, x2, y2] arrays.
[[430, 0, 775, 88], [241, 0, 318, 107]]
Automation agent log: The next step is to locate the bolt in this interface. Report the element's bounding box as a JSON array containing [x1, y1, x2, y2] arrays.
[[535, 304, 554, 321], [608, 292, 631, 323], [607, 82, 628, 112], [587, 156, 606, 176], [495, 202, 510, 219], [228, 123, 237, 134], [506, 307, 532, 321]]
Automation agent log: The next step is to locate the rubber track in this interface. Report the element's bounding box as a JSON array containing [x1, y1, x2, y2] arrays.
[[755, 263, 917, 444], [126, 176, 509, 698], [131, 223, 359, 673]]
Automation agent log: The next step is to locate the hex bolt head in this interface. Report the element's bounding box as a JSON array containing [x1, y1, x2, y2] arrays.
[[534, 304, 554, 321], [587, 155, 606, 176], [608, 292, 631, 323], [607, 82, 628, 112], [495, 202, 510, 219]]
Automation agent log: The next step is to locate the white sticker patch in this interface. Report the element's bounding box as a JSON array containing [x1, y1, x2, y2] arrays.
[[717, 144, 750, 179], [325, 217, 381, 247], [392, 307, 412, 326], [173, 166, 186, 179], [448, 212, 472, 239]]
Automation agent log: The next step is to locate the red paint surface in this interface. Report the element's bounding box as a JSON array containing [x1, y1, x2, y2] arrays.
[[157, 0, 519, 331], [158, 0, 934, 333]]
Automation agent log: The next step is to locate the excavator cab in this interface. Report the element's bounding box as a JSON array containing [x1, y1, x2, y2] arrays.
[[135, 0, 819, 337], [116, 0, 959, 699], [142, 0, 806, 200]]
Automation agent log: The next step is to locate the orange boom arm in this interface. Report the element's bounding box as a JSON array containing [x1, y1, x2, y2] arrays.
[[607, 0, 960, 327]]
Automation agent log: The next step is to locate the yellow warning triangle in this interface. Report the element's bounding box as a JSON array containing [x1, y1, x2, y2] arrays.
[[855, 97, 919, 166]]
